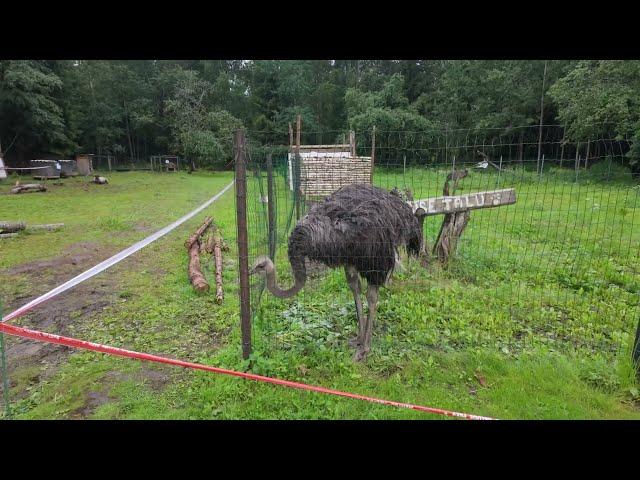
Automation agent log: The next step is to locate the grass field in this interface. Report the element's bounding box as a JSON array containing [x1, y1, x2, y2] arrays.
[[1, 165, 639, 419]]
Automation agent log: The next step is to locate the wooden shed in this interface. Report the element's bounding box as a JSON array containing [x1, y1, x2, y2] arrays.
[[75, 154, 93, 175]]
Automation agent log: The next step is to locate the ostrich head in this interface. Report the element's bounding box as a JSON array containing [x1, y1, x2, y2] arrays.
[[249, 255, 273, 276]]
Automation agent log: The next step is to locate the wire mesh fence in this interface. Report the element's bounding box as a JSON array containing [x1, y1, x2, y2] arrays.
[[240, 123, 639, 364]]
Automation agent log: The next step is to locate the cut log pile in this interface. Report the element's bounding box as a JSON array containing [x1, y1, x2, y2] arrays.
[[184, 216, 227, 302]]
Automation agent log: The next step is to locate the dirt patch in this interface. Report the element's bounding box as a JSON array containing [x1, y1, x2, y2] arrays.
[[1, 239, 198, 416], [70, 390, 113, 419], [1, 241, 122, 401], [67, 366, 174, 418]]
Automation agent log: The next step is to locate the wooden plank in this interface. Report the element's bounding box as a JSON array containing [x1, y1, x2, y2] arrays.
[[409, 188, 516, 216]]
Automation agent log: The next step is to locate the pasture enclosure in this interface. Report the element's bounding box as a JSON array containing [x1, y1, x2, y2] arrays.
[[239, 124, 639, 367]]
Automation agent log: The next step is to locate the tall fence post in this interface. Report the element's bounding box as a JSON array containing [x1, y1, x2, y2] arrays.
[[234, 130, 252, 360], [584, 138, 591, 170], [634, 315, 640, 379], [370, 125, 376, 184], [0, 301, 10, 418], [575, 143, 580, 182], [266, 153, 276, 260]]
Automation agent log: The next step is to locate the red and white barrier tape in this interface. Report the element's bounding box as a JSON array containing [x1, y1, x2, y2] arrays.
[[0, 322, 496, 420], [2, 180, 234, 323]]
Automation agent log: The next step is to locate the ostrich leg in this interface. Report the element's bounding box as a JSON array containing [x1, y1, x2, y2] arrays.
[[345, 265, 365, 349], [353, 284, 379, 362]]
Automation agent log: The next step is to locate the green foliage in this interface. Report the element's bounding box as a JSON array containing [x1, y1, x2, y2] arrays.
[[0, 60, 75, 156], [3, 59, 640, 175], [1, 171, 639, 419], [549, 61, 640, 141]]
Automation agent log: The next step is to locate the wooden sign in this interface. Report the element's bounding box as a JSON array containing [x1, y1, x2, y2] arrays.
[[408, 188, 516, 216]]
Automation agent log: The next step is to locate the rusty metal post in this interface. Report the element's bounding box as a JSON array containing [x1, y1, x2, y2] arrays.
[[266, 153, 276, 260], [634, 315, 640, 379], [234, 130, 252, 359], [0, 301, 10, 418]]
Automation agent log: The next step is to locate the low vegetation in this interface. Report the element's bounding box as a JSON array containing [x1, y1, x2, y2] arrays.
[[1, 167, 638, 419]]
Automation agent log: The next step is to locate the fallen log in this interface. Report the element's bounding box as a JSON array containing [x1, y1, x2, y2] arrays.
[[185, 216, 214, 293], [0, 222, 64, 234], [213, 227, 224, 304], [0, 221, 26, 233], [205, 230, 216, 254], [10, 183, 46, 194], [27, 223, 65, 231], [185, 216, 214, 250]]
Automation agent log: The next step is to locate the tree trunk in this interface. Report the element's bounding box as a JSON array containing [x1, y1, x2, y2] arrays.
[[0, 222, 26, 233], [10, 184, 46, 194], [433, 169, 470, 265]]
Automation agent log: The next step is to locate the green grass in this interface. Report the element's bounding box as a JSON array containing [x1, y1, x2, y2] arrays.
[[1, 166, 639, 419]]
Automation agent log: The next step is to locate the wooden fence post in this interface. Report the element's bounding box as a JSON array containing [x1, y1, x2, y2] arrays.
[[584, 138, 591, 170], [370, 125, 376, 184], [234, 130, 252, 360], [350, 130, 356, 157]]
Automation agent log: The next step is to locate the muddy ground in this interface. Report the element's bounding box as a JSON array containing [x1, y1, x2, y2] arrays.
[[0, 241, 175, 417]]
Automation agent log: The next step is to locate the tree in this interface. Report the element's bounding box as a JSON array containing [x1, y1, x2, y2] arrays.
[[0, 60, 74, 162], [166, 70, 243, 169]]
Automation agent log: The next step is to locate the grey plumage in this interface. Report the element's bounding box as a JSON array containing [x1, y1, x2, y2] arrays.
[[251, 183, 423, 361], [288, 183, 422, 286]]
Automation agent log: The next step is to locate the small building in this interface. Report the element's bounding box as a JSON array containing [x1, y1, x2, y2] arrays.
[[31, 159, 61, 179], [0, 153, 6, 179], [75, 154, 93, 175]]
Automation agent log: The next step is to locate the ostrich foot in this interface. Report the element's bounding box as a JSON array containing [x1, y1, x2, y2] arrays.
[[352, 346, 369, 362]]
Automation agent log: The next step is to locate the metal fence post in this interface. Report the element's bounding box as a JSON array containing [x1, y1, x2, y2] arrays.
[[0, 301, 10, 418], [234, 130, 252, 360], [634, 315, 640, 379]]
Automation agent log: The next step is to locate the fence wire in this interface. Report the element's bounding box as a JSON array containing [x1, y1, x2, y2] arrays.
[[242, 125, 639, 363]]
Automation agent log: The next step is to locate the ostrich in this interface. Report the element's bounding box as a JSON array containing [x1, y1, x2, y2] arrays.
[[249, 183, 423, 362]]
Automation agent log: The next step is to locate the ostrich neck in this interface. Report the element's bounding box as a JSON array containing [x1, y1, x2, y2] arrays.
[[265, 263, 305, 299]]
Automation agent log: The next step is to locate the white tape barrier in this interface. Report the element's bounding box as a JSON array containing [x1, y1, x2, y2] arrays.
[[2, 180, 235, 323]]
